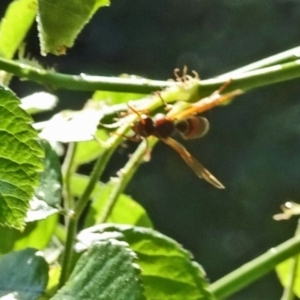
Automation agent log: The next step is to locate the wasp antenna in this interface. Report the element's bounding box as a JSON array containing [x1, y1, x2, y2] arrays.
[[155, 91, 173, 111], [127, 103, 144, 118], [216, 79, 233, 95]]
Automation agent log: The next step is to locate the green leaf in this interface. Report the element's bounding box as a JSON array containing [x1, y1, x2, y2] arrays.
[[0, 214, 58, 254], [0, 248, 49, 300], [11, 214, 58, 251], [0, 0, 37, 59], [73, 129, 109, 166], [46, 264, 61, 297], [37, 0, 110, 55], [70, 174, 102, 199], [276, 255, 300, 297], [77, 224, 215, 300], [28, 140, 62, 222], [71, 174, 153, 228], [52, 240, 145, 300], [0, 87, 44, 229]]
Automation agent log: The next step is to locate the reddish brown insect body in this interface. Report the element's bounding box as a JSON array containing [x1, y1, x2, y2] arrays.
[[131, 113, 209, 140], [131, 113, 174, 139], [128, 83, 243, 189], [130, 111, 224, 189]]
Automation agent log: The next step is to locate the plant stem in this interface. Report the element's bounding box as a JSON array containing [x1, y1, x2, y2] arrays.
[[0, 50, 300, 95], [98, 138, 157, 223], [0, 57, 174, 93], [62, 142, 77, 215], [218, 46, 300, 77], [54, 224, 66, 244], [58, 122, 133, 286], [280, 219, 300, 300], [209, 234, 300, 299], [280, 256, 298, 300], [74, 123, 132, 218], [58, 217, 77, 288], [198, 59, 300, 96]]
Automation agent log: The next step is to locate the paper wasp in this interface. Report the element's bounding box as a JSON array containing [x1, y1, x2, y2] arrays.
[[97, 73, 242, 188], [128, 82, 243, 189]]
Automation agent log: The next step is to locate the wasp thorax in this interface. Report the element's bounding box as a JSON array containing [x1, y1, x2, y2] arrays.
[[153, 113, 175, 138]]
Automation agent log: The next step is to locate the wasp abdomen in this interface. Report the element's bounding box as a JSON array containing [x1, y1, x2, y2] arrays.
[[176, 116, 210, 139]]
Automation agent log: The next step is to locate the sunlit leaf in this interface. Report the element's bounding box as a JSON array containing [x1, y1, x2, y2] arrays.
[[0, 248, 48, 300], [13, 214, 58, 251], [28, 140, 62, 222], [46, 264, 61, 298], [37, 0, 110, 55], [71, 174, 153, 228], [73, 129, 109, 166], [276, 255, 300, 297], [52, 240, 145, 300], [0, 0, 37, 59], [77, 224, 215, 300], [0, 214, 58, 255], [93, 89, 145, 105], [0, 87, 44, 229]]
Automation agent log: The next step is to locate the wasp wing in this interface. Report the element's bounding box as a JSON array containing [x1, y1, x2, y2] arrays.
[[167, 89, 242, 121], [162, 137, 225, 189]]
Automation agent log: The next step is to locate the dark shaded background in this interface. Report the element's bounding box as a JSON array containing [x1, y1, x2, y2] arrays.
[[2, 0, 300, 299]]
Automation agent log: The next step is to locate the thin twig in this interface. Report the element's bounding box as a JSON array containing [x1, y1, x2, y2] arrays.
[[209, 235, 300, 299], [0, 54, 300, 95], [98, 138, 154, 223], [58, 120, 133, 286], [280, 219, 300, 300], [61, 142, 77, 218], [218, 46, 300, 77]]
